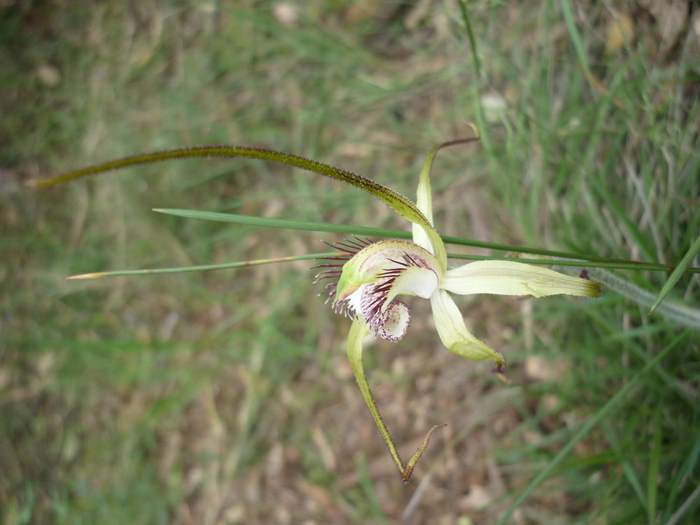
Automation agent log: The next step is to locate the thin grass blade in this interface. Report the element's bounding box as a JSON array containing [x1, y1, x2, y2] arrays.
[[647, 409, 662, 524], [663, 429, 700, 520], [153, 208, 700, 273], [496, 331, 689, 525], [457, 0, 492, 152], [560, 0, 601, 92], [665, 486, 700, 525], [457, 0, 481, 79], [66, 253, 333, 280], [650, 234, 700, 313], [589, 269, 700, 330], [66, 251, 688, 282]]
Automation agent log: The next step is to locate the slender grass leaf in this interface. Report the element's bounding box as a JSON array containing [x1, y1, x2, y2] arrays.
[[560, 0, 589, 75], [647, 409, 662, 525], [457, 0, 481, 79], [153, 209, 697, 273], [560, 0, 599, 91], [664, 428, 700, 520], [67, 251, 691, 282], [650, 234, 700, 313], [496, 331, 689, 525], [589, 269, 700, 330], [591, 176, 657, 262], [66, 253, 333, 280], [602, 423, 646, 511], [456, 0, 492, 152], [665, 486, 700, 525]]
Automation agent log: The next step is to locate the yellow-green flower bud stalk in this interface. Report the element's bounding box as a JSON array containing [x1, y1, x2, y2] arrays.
[[33, 135, 601, 482]]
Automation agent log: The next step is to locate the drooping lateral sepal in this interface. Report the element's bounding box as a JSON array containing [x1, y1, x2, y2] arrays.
[[429, 290, 505, 368]]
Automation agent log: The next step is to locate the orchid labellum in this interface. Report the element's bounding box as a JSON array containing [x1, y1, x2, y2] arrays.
[[34, 134, 600, 481]]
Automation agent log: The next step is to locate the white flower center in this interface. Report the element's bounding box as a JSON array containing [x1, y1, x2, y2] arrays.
[[375, 301, 410, 341], [359, 282, 410, 341], [319, 239, 441, 341]]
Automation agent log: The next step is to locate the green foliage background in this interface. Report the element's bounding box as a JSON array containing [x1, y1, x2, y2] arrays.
[[1, 1, 699, 523]]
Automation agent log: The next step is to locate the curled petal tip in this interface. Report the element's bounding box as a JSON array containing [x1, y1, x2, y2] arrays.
[[492, 359, 509, 383], [588, 280, 603, 297], [492, 361, 506, 375], [578, 269, 603, 297], [27, 177, 57, 189]]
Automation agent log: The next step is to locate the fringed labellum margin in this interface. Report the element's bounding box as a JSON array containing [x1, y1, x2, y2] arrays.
[[316, 239, 440, 342]]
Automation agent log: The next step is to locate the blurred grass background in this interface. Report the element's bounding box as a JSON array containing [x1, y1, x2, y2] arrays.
[[1, 1, 699, 523]]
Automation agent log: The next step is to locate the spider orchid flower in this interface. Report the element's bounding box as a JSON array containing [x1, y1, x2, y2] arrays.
[[33, 138, 600, 482], [315, 140, 601, 481]]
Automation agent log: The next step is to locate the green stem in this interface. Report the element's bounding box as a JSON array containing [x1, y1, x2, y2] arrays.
[[66, 253, 333, 280], [457, 0, 492, 152], [67, 251, 691, 281], [650, 233, 700, 313], [153, 209, 699, 274]]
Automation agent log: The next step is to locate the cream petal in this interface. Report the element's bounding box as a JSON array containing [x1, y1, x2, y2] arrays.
[[430, 290, 504, 366], [345, 286, 365, 315], [384, 266, 439, 307], [443, 260, 602, 298]]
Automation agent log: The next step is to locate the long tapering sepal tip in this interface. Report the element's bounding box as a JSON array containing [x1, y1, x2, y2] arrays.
[[588, 280, 603, 297], [400, 423, 446, 483], [26, 179, 45, 189], [66, 272, 105, 280]]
